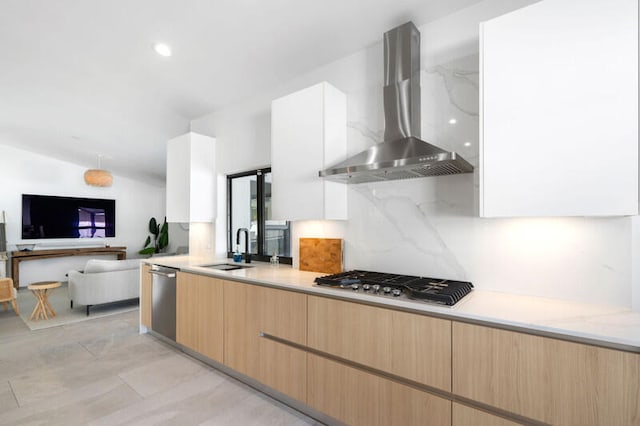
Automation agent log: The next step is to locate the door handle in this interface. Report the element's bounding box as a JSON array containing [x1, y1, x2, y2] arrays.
[[149, 270, 176, 278]]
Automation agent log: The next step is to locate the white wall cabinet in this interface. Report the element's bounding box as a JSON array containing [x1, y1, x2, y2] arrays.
[[271, 82, 347, 221], [480, 0, 638, 217], [166, 132, 216, 223]]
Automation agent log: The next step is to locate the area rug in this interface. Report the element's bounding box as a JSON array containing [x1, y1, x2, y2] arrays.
[[16, 282, 139, 330]]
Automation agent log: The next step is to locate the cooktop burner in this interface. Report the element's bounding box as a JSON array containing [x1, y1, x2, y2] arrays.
[[314, 270, 473, 306]]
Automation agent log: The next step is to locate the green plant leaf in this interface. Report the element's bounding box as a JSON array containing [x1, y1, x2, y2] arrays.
[[143, 235, 151, 247], [148, 217, 158, 235], [139, 247, 155, 255], [160, 222, 168, 235], [158, 232, 169, 249]]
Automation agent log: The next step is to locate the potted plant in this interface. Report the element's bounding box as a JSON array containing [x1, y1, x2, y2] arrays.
[[139, 217, 169, 255]]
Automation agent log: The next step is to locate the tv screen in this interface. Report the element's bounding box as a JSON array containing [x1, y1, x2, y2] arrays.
[[22, 194, 116, 239]]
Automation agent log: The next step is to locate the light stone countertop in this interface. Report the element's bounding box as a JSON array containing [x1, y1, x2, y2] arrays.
[[144, 255, 640, 353]]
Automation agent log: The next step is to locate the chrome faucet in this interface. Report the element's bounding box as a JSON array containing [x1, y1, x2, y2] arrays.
[[236, 228, 251, 263]]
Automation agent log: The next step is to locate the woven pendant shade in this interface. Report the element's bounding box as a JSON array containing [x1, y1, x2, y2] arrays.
[[84, 169, 113, 187]]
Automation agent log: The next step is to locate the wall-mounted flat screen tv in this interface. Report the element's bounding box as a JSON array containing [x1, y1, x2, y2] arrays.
[[22, 194, 116, 239]]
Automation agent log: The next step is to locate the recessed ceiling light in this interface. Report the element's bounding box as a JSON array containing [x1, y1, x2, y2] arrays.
[[464, 141, 472, 147], [448, 118, 457, 125], [154, 43, 172, 57]]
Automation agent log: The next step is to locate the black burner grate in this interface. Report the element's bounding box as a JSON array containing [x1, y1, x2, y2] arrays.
[[314, 270, 474, 306]]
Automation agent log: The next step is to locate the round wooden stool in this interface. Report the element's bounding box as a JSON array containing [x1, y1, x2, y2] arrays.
[[27, 281, 61, 321]]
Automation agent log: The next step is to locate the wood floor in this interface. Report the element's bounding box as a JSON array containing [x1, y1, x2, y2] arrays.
[[0, 307, 319, 425]]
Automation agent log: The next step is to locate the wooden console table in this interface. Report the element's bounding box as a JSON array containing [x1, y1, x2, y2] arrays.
[[10, 246, 127, 289]]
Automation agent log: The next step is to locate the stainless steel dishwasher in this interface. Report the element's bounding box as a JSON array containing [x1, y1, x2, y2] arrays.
[[149, 265, 177, 341]]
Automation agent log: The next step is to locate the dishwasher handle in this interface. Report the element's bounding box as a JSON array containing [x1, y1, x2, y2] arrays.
[[149, 270, 176, 278]]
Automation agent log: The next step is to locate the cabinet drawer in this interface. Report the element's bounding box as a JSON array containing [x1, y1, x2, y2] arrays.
[[223, 281, 307, 402], [452, 322, 640, 425], [308, 295, 451, 391], [308, 354, 451, 426]]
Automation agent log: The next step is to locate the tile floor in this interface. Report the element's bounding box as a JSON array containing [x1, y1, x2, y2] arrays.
[[0, 307, 319, 425]]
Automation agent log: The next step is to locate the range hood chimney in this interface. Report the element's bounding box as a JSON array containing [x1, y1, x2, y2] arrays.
[[319, 22, 473, 184]]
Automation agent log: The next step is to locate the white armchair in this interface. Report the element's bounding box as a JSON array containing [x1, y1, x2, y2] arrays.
[[68, 258, 141, 315]]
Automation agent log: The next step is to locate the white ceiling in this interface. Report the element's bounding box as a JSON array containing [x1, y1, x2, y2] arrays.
[[0, 0, 483, 185]]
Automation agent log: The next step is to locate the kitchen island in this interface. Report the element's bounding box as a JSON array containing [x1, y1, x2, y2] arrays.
[[140, 256, 640, 426]]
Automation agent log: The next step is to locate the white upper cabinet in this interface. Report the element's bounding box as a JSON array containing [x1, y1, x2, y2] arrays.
[[271, 82, 347, 221], [480, 0, 638, 217], [166, 132, 216, 223]]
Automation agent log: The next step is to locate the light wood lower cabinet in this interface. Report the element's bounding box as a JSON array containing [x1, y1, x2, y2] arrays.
[[452, 322, 640, 426], [307, 354, 451, 426], [308, 295, 451, 391], [176, 272, 224, 363], [145, 271, 640, 425], [140, 264, 152, 328], [223, 280, 307, 402], [452, 403, 519, 426]]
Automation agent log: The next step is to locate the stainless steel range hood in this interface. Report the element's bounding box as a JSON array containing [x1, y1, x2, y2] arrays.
[[319, 22, 473, 184]]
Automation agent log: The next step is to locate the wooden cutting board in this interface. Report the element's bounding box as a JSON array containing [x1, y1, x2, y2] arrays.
[[299, 238, 343, 274]]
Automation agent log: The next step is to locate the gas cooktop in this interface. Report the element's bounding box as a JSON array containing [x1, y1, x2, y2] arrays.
[[314, 270, 474, 306]]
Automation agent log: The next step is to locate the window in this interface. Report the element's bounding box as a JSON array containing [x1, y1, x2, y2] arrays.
[[77, 207, 107, 238], [227, 168, 291, 263]]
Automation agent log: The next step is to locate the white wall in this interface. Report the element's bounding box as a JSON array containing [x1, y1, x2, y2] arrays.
[[0, 143, 171, 286], [191, 0, 637, 308]]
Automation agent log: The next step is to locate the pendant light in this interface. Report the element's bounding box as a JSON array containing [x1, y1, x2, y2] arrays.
[[84, 155, 113, 187]]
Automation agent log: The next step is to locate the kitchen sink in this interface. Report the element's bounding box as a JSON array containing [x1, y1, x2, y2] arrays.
[[200, 263, 254, 271]]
